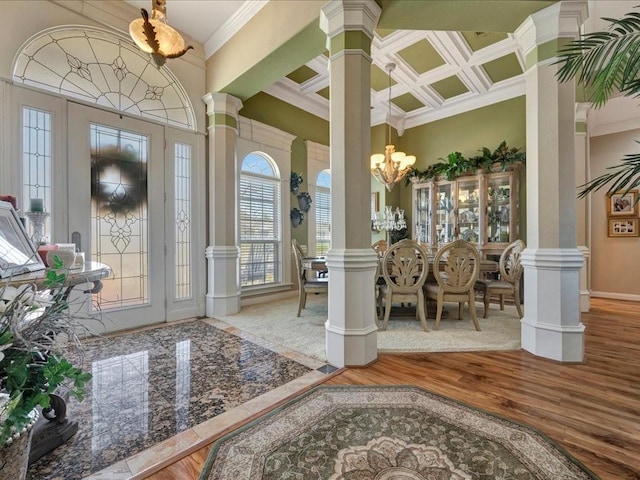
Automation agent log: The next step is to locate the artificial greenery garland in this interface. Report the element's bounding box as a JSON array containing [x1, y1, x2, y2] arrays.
[[406, 141, 525, 184]]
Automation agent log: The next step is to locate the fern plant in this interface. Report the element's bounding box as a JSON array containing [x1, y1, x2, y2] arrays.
[[555, 8, 640, 198]]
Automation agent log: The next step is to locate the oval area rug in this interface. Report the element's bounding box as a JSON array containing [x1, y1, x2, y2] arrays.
[[198, 385, 599, 480]]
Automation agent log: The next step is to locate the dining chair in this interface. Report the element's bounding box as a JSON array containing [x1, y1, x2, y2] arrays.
[[379, 239, 430, 331], [292, 239, 328, 317], [425, 239, 481, 330], [474, 239, 525, 319], [372, 239, 388, 257]]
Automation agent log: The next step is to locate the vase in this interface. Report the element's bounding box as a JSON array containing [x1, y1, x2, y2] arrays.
[[0, 409, 39, 480]]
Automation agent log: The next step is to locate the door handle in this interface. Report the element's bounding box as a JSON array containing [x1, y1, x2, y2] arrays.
[[71, 231, 81, 252]]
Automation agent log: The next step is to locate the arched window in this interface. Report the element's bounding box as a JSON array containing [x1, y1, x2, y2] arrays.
[[315, 170, 331, 256], [239, 153, 281, 286]]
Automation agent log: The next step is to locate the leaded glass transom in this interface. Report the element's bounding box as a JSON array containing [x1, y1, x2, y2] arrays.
[[13, 26, 196, 130]]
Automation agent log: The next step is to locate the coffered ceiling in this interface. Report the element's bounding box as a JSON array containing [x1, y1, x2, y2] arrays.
[[266, 28, 525, 132]]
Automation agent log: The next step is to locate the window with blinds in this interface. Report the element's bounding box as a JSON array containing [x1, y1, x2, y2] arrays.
[[315, 170, 331, 256], [239, 153, 281, 287]]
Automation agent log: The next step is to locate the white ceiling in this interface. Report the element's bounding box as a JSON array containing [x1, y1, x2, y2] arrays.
[[125, 0, 267, 57]]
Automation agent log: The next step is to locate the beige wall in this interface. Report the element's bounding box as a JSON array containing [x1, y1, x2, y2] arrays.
[[590, 129, 640, 298]]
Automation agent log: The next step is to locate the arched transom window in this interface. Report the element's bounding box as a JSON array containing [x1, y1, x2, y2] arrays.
[[239, 153, 282, 287], [12, 26, 196, 130]]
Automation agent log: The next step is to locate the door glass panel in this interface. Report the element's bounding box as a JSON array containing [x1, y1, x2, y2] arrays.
[[22, 107, 52, 243], [457, 178, 480, 243], [487, 176, 511, 243], [436, 183, 454, 244], [414, 184, 431, 245], [90, 123, 149, 309], [175, 143, 192, 299]]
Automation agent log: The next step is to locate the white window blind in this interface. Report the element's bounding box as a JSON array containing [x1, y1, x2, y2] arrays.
[[315, 170, 331, 256], [239, 154, 281, 287]]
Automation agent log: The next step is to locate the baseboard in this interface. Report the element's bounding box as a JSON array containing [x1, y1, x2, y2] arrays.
[[242, 289, 297, 306], [591, 291, 640, 302]]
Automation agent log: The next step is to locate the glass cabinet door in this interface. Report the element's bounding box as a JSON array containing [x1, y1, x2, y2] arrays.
[[436, 182, 454, 244], [486, 175, 513, 244], [456, 177, 480, 243], [413, 183, 432, 245]]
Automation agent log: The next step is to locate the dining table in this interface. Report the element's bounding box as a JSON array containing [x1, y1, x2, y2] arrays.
[[303, 256, 498, 275]]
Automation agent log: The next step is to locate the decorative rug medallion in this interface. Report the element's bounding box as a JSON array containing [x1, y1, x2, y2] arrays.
[[198, 386, 599, 480]]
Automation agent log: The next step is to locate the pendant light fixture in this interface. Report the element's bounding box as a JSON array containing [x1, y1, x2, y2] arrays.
[[370, 63, 416, 191], [129, 0, 193, 68]]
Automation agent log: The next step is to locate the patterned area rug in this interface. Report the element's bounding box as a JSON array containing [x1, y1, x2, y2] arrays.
[[214, 296, 521, 362], [199, 386, 599, 480]]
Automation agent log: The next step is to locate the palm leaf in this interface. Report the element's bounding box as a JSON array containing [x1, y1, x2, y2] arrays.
[[578, 147, 640, 198], [555, 9, 640, 107], [556, 8, 640, 198]]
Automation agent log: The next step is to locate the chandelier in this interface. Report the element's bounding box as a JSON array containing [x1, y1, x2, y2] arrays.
[[129, 0, 193, 67], [372, 206, 407, 232], [370, 63, 416, 192]]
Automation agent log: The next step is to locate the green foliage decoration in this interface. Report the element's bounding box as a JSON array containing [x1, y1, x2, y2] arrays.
[[555, 7, 640, 198], [0, 256, 93, 446], [406, 141, 525, 184]]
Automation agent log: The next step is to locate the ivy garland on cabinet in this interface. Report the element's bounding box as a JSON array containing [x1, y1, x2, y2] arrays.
[[406, 141, 525, 184]]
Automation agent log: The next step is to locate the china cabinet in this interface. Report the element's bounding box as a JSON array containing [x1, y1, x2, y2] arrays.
[[411, 166, 521, 257]]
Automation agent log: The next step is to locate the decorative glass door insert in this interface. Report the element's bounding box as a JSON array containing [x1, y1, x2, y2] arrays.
[[90, 124, 149, 309]]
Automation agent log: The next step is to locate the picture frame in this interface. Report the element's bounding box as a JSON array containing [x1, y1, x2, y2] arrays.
[[0, 200, 46, 278], [607, 190, 638, 217], [608, 217, 639, 237]]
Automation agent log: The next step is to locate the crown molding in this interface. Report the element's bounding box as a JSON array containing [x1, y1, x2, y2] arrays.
[[204, 0, 269, 59]]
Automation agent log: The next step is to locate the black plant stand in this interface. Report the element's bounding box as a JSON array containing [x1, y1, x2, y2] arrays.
[[28, 393, 78, 465]]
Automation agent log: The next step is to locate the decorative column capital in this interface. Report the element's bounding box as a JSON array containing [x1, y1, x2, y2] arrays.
[[202, 92, 243, 130], [515, 0, 589, 68], [320, 0, 381, 53]]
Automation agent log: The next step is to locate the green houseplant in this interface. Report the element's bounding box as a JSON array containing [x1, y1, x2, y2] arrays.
[[407, 141, 525, 184], [555, 7, 640, 198], [0, 258, 92, 473]]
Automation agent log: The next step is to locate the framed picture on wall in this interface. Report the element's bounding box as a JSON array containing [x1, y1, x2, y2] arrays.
[[607, 190, 638, 216], [608, 218, 639, 237]]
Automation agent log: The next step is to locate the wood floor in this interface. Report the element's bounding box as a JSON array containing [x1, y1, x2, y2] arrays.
[[146, 298, 640, 480]]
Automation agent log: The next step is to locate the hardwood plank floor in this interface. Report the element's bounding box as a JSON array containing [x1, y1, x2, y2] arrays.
[[146, 298, 640, 480]]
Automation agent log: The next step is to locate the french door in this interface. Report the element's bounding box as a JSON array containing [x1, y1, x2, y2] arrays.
[[68, 103, 166, 332]]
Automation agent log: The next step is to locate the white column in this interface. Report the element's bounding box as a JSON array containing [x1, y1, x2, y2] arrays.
[[320, 0, 381, 367], [202, 92, 243, 317], [515, 1, 589, 362], [575, 103, 591, 312]]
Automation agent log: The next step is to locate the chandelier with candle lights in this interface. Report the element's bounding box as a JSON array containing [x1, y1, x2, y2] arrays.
[[370, 63, 416, 192]]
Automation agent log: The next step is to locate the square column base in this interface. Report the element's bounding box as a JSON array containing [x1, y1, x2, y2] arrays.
[[325, 249, 379, 367], [520, 248, 585, 362], [205, 246, 241, 317]]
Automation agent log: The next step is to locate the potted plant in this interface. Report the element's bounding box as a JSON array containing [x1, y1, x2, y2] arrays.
[[0, 259, 92, 479]]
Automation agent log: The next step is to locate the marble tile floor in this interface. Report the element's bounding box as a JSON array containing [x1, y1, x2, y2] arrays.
[[26, 318, 334, 480]]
